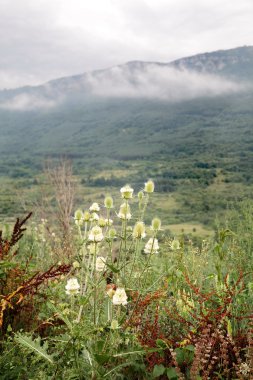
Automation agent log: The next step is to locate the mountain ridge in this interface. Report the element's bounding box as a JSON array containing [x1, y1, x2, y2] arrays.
[[0, 45, 252, 98]]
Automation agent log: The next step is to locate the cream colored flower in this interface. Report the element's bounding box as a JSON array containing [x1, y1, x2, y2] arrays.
[[90, 212, 99, 221], [133, 221, 146, 239], [120, 184, 134, 199], [117, 203, 131, 220], [65, 278, 80, 295], [83, 211, 91, 222], [88, 226, 104, 242], [74, 209, 84, 226], [112, 288, 128, 306], [151, 217, 161, 231], [98, 217, 107, 227], [105, 218, 113, 226], [96, 256, 106, 272], [144, 238, 159, 254], [144, 179, 155, 193], [89, 202, 100, 212], [170, 239, 180, 250], [104, 196, 114, 209]]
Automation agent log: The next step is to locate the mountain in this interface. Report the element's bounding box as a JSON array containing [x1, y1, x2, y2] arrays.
[[1, 46, 253, 225]]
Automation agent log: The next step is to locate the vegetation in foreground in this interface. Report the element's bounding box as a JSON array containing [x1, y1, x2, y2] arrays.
[[0, 179, 252, 379]]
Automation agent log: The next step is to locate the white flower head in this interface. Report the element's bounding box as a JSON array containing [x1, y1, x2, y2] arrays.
[[120, 184, 134, 199], [144, 238, 159, 254], [90, 212, 99, 222], [96, 256, 106, 272], [117, 203, 132, 220], [89, 202, 100, 212], [112, 288, 128, 306], [133, 221, 146, 239], [65, 278, 80, 295], [88, 226, 104, 242], [105, 218, 113, 226]]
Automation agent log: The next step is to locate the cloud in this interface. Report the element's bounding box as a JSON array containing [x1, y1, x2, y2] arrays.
[[86, 64, 248, 101], [0, 0, 253, 89], [0, 93, 58, 111], [0, 64, 249, 110]]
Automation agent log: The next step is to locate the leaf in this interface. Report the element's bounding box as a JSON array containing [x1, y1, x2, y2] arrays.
[[15, 334, 54, 364], [166, 367, 178, 379], [104, 262, 120, 273], [153, 364, 165, 378]]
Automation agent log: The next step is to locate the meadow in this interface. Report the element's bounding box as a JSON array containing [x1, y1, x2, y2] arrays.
[[0, 173, 252, 379]]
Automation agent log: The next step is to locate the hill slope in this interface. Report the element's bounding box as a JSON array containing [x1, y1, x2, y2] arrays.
[[0, 46, 253, 225]]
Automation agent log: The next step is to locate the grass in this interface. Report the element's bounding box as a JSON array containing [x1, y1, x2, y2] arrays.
[[0, 179, 252, 379]]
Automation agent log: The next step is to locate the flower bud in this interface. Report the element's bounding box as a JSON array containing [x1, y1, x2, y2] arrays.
[[144, 179, 155, 193], [108, 228, 117, 239], [133, 221, 146, 239], [72, 261, 80, 269], [83, 211, 91, 222], [117, 203, 131, 220], [138, 191, 144, 200], [170, 238, 180, 250], [104, 196, 114, 209], [151, 217, 161, 231], [98, 217, 106, 228], [75, 209, 83, 221]]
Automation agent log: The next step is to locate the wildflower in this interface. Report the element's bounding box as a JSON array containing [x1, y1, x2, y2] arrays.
[[144, 238, 159, 254], [89, 202, 100, 212], [88, 243, 96, 254], [75, 209, 83, 226], [65, 278, 80, 295], [105, 218, 113, 226], [133, 221, 146, 239], [239, 362, 250, 376], [104, 196, 114, 209], [90, 212, 99, 222], [138, 191, 144, 200], [98, 217, 107, 228], [72, 261, 80, 269], [120, 184, 134, 199], [112, 288, 128, 306], [117, 203, 131, 220], [96, 256, 106, 272], [170, 238, 180, 250], [144, 179, 155, 193], [83, 211, 91, 222], [106, 284, 116, 298], [88, 226, 104, 242], [108, 228, 116, 239], [151, 217, 161, 232], [110, 319, 119, 330]]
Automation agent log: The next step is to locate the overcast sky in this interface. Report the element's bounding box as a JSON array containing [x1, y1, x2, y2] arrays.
[[0, 0, 253, 89]]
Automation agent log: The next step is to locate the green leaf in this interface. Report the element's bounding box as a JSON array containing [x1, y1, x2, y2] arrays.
[[153, 364, 165, 378], [156, 339, 168, 349], [15, 334, 54, 364], [104, 262, 120, 273], [166, 367, 178, 379]]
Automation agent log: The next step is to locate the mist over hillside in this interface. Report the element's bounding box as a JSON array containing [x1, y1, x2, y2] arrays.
[[1, 45, 253, 224], [0, 46, 252, 111]]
